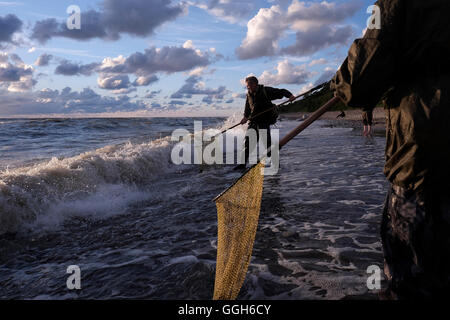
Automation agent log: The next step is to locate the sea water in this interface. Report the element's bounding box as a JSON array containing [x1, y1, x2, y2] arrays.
[[0, 115, 387, 299]]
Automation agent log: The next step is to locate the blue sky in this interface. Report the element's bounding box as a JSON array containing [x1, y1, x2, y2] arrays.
[[0, 0, 374, 117]]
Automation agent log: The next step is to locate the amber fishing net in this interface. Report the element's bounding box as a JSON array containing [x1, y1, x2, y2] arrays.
[[213, 160, 265, 300]]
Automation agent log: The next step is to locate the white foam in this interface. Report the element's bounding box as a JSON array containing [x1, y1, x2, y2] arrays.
[[360, 212, 378, 220], [27, 184, 150, 231], [338, 200, 367, 205], [168, 255, 199, 265], [0, 137, 174, 235]]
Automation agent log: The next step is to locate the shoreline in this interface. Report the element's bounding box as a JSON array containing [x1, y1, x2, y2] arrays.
[[280, 107, 386, 134]]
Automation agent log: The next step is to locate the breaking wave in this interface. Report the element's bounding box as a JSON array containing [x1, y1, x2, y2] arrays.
[[0, 137, 175, 235], [0, 114, 247, 235]]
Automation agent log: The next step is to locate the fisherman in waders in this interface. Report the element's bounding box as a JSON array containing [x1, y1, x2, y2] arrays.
[[331, 0, 450, 299], [234, 76, 295, 170]]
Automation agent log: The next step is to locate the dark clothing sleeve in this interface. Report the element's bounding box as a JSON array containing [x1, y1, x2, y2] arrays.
[[264, 86, 293, 101], [243, 86, 292, 118], [244, 98, 251, 118], [331, 0, 404, 109]]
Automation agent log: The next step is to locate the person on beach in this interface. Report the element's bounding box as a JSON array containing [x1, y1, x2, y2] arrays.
[[234, 76, 295, 170], [331, 0, 450, 299], [336, 111, 346, 119], [362, 109, 373, 137]]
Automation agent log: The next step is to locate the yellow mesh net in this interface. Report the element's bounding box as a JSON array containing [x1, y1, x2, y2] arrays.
[[213, 160, 265, 300]]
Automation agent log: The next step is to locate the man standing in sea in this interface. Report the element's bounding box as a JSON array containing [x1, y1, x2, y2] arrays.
[[235, 76, 295, 170], [331, 0, 450, 299]]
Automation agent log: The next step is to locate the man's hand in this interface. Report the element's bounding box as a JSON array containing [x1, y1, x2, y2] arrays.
[[288, 95, 296, 102], [240, 117, 248, 125]]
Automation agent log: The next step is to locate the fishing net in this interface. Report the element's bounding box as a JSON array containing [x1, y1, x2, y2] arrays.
[[213, 160, 265, 300], [211, 96, 339, 300]]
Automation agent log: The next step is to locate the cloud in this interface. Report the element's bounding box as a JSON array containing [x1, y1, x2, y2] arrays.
[[232, 92, 247, 100], [0, 86, 152, 116], [0, 64, 32, 81], [150, 102, 162, 109], [100, 45, 212, 75], [144, 90, 161, 99], [109, 87, 137, 95], [31, 0, 184, 43], [55, 60, 100, 76], [308, 58, 327, 67], [171, 75, 228, 101], [8, 53, 23, 65], [286, 0, 361, 31], [0, 14, 22, 45], [202, 96, 212, 103], [236, 0, 362, 59], [211, 104, 232, 111], [133, 75, 158, 87], [101, 0, 185, 37], [267, 0, 292, 7], [97, 74, 131, 90], [34, 53, 53, 66], [46, 45, 209, 93], [235, 5, 285, 60], [281, 24, 354, 56], [194, 0, 256, 24], [96, 44, 214, 91], [258, 59, 311, 86], [314, 67, 335, 85], [299, 82, 314, 94], [98, 72, 158, 93], [146, 100, 186, 112], [6, 76, 37, 93], [183, 40, 195, 50], [188, 66, 211, 77], [0, 52, 35, 92], [169, 100, 187, 105], [56, 88, 148, 113]]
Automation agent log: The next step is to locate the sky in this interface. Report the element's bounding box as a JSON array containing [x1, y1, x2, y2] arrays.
[[0, 0, 374, 117]]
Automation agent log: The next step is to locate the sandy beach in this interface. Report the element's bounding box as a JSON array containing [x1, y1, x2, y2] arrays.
[[280, 107, 386, 134]]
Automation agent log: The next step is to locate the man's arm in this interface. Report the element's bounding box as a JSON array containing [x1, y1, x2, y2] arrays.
[[241, 96, 251, 124], [265, 87, 294, 101], [244, 96, 251, 118], [331, 0, 404, 109]]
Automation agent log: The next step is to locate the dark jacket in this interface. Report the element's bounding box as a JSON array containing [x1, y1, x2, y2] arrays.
[[244, 85, 292, 125], [331, 0, 450, 192]]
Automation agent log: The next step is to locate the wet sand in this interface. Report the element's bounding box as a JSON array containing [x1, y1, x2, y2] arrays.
[[280, 107, 386, 135]]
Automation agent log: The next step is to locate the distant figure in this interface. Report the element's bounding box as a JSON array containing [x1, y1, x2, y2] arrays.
[[234, 76, 295, 170], [362, 109, 373, 137], [336, 111, 346, 119], [331, 0, 450, 299]]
